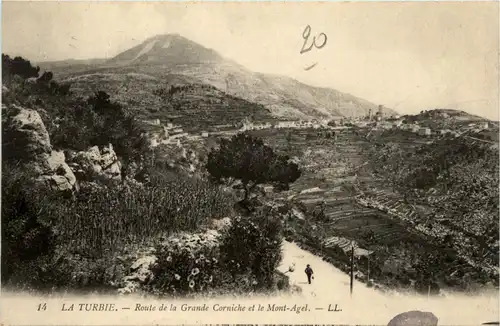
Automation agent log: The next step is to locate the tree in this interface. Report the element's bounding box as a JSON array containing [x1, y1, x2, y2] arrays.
[[206, 133, 301, 204], [87, 91, 122, 115], [2, 54, 40, 81]]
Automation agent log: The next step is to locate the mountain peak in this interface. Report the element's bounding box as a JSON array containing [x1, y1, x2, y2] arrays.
[[107, 34, 223, 66], [146, 33, 183, 40], [100, 33, 383, 119]]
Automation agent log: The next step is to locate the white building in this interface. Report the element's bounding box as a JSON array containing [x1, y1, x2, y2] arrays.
[[418, 128, 431, 136]]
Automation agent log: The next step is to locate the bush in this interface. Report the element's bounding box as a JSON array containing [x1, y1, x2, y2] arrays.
[[2, 54, 40, 81], [1, 163, 59, 286], [275, 271, 290, 291], [220, 211, 283, 289], [151, 244, 222, 296], [206, 133, 301, 205]]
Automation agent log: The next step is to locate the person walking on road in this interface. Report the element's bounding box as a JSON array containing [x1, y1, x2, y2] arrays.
[[305, 264, 314, 284]]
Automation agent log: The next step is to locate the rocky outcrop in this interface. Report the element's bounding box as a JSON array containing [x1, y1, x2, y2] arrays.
[[3, 104, 52, 165], [38, 151, 78, 192], [67, 144, 122, 183], [3, 105, 77, 192], [1, 112, 125, 188]]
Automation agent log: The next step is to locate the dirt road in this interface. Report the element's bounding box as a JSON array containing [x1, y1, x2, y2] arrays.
[[278, 241, 499, 325]]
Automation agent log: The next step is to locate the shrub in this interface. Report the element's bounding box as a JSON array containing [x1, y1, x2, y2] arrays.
[[151, 244, 222, 296], [220, 211, 283, 289], [2, 54, 40, 81], [1, 163, 59, 286], [275, 271, 290, 291], [40, 90, 150, 164], [141, 229, 277, 297], [206, 133, 301, 205]]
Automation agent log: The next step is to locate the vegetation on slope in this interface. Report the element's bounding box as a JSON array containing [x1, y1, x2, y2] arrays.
[[206, 133, 302, 207], [2, 54, 296, 296], [2, 55, 149, 164], [361, 129, 499, 287], [153, 84, 275, 130], [241, 127, 498, 293], [401, 108, 490, 130], [54, 70, 277, 132]]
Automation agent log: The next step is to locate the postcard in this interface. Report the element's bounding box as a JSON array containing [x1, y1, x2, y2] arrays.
[[1, 1, 499, 325]]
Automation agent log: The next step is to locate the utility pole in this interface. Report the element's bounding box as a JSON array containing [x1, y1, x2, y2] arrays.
[[367, 256, 370, 282], [350, 245, 354, 297]]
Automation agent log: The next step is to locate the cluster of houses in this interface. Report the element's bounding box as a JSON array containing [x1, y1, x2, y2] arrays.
[[144, 119, 190, 148], [367, 119, 491, 138], [239, 119, 336, 131], [143, 112, 493, 147]]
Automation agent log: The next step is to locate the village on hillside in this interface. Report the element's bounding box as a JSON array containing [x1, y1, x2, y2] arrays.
[[142, 104, 497, 150], [2, 4, 499, 323]]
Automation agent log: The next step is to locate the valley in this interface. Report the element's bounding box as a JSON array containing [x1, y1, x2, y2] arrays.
[[3, 32, 498, 301], [144, 117, 498, 293]]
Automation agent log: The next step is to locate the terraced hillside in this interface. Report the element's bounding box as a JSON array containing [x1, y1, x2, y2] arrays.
[[359, 130, 499, 273], [244, 129, 425, 242], [242, 127, 498, 292], [63, 72, 276, 132]]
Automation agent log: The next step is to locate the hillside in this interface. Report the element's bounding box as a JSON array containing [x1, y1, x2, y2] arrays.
[[401, 109, 493, 129], [359, 130, 499, 278], [241, 126, 499, 292], [62, 72, 276, 131], [43, 34, 395, 121], [38, 58, 107, 72], [4, 53, 498, 298], [2, 54, 291, 297]]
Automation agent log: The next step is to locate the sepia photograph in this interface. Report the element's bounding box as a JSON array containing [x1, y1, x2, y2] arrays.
[[1, 1, 499, 325]]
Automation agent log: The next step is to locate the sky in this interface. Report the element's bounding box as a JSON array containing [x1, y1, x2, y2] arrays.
[[2, 1, 499, 120]]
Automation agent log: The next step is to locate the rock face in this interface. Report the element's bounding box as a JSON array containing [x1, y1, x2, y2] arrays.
[[3, 105, 77, 192], [387, 311, 438, 326], [3, 104, 52, 164], [67, 144, 122, 182], [38, 151, 78, 192]]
